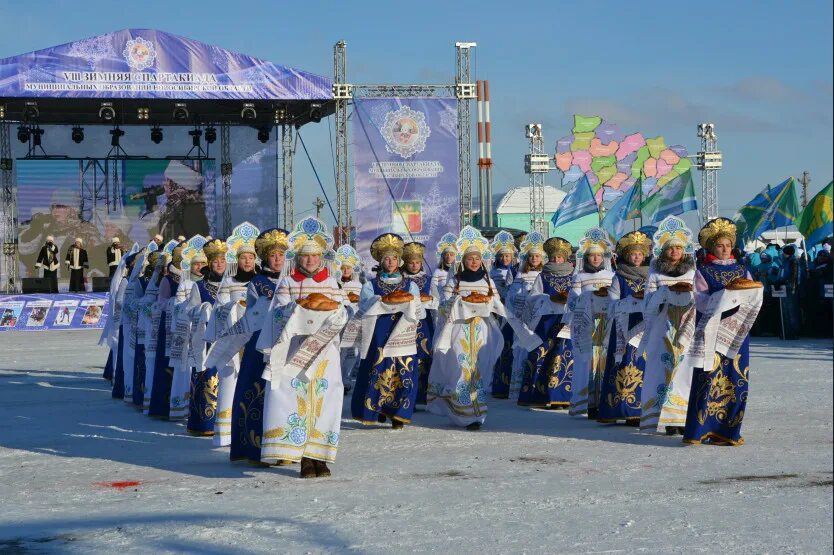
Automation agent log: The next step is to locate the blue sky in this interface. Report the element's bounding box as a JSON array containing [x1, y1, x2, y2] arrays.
[[1, 0, 831, 223]]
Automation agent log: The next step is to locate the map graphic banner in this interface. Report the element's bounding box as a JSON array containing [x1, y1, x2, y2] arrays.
[[352, 98, 460, 268]]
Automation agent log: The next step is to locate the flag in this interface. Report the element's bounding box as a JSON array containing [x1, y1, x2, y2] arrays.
[[551, 174, 598, 228], [745, 177, 801, 239], [736, 177, 800, 241], [640, 170, 698, 224], [601, 180, 640, 239], [796, 181, 833, 246]]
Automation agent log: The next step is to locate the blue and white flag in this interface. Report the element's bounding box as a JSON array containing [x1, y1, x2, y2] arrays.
[[601, 181, 640, 239], [642, 170, 698, 224], [551, 175, 598, 228]]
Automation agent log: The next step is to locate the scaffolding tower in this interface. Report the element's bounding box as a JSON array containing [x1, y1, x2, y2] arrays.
[[696, 123, 722, 222], [524, 123, 549, 235]]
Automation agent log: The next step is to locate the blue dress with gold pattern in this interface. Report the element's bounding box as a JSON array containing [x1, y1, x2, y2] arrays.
[[405, 271, 435, 405], [598, 273, 645, 422], [518, 272, 574, 407], [351, 276, 420, 424], [131, 276, 149, 408], [186, 278, 220, 435], [148, 275, 178, 418], [230, 273, 277, 462], [684, 261, 750, 445]]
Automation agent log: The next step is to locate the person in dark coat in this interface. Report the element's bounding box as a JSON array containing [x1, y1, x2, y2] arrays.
[[35, 235, 60, 293], [65, 238, 89, 292], [106, 237, 123, 278]]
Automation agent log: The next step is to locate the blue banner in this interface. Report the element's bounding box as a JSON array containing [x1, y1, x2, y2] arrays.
[[0, 29, 331, 100], [352, 98, 460, 267], [0, 293, 108, 332]]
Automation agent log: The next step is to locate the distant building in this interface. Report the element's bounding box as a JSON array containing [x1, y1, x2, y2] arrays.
[[473, 185, 598, 243]]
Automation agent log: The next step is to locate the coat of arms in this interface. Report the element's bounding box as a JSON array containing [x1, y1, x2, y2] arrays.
[[381, 106, 431, 159], [123, 37, 157, 71]]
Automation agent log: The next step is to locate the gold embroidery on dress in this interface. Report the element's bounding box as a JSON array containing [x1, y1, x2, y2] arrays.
[[607, 362, 642, 408]]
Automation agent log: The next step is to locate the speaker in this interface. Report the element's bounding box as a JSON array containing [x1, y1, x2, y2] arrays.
[[92, 277, 111, 292], [22, 277, 52, 294]]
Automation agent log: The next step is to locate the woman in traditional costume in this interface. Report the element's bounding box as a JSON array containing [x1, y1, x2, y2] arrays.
[[431, 232, 458, 309], [428, 226, 538, 429], [504, 231, 545, 398], [227, 227, 289, 463], [639, 216, 697, 435], [177, 238, 227, 435], [351, 233, 421, 429], [568, 227, 615, 419], [597, 231, 652, 425], [260, 217, 346, 477], [140, 245, 170, 412], [489, 230, 519, 398], [683, 218, 762, 445], [168, 236, 208, 422], [207, 222, 260, 447], [401, 242, 436, 406], [518, 236, 575, 408], [126, 246, 154, 407], [108, 246, 137, 399], [147, 241, 184, 418], [334, 245, 363, 392]]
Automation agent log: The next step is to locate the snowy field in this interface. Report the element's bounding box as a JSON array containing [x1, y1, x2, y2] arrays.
[[0, 330, 831, 554]]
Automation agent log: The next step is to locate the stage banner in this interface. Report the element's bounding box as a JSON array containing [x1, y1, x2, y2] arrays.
[[0, 28, 331, 100], [0, 293, 108, 332], [352, 98, 460, 268]]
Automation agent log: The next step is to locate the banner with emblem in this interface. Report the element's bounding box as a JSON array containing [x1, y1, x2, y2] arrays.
[[352, 98, 460, 268]]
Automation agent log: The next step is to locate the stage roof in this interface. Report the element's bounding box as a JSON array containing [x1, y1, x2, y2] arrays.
[[0, 29, 334, 126]]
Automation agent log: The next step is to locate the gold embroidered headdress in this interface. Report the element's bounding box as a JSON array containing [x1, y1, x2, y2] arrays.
[[255, 228, 290, 259], [402, 242, 426, 263], [203, 239, 228, 263], [370, 233, 405, 262], [616, 231, 652, 257], [652, 216, 694, 257], [698, 217, 736, 251], [286, 217, 333, 257], [544, 237, 572, 260]]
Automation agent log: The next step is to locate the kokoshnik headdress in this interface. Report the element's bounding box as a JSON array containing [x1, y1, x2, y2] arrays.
[[370, 233, 405, 262], [454, 225, 492, 265], [180, 235, 209, 272], [652, 215, 694, 258], [698, 217, 737, 251], [544, 237, 572, 261], [616, 231, 652, 258], [490, 230, 517, 258], [225, 221, 260, 263]]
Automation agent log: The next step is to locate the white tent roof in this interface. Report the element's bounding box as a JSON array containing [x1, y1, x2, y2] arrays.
[[495, 186, 566, 214]]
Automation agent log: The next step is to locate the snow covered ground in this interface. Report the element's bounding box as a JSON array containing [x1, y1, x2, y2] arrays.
[[0, 331, 831, 554]]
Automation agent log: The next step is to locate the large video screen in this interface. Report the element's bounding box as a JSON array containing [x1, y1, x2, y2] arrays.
[[16, 159, 217, 281]]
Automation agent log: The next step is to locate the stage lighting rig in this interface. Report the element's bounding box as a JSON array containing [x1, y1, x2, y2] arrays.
[[309, 104, 323, 123], [173, 103, 189, 121], [204, 125, 217, 144], [0, 104, 5, 119], [110, 126, 125, 147], [99, 102, 116, 121], [189, 127, 203, 148], [71, 127, 84, 144], [257, 127, 269, 143], [241, 103, 257, 120], [137, 107, 150, 120], [31, 127, 44, 148], [17, 126, 30, 143], [274, 107, 287, 124], [150, 126, 163, 144], [23, 101, 39, 122]]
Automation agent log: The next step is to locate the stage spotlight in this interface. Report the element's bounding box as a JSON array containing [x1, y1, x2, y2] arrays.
[[274, 107, 287, 124], [189, 128, 202, 148], [150, 126, 163, 144], [0, 105, 5, 119], [257, 127, 269, 143], [173, 103, 189, 121], [137, 107, 150, 120], [23, 101, 39, 122], [309, 103, 323, 123], [17, 126, 30, 143], [71, 127, 84, 144], [31, 127, 44, 147], [204, 126, 217, 144], [110, 126, 125, 147], [241, 103, 257, 120], [99, 102, 116, 121]]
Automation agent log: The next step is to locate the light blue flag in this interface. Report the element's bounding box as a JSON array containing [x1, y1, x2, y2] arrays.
[[601, 182, 639, 239], [551, 174, 598, 228], [642, 170, 698, 224]]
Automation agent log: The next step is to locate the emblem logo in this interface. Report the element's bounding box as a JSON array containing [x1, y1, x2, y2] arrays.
[[381, 106, 431, 159], [123, 37, 157, 71]]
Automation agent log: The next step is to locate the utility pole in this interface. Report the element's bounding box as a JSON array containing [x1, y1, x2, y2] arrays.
[[314, 197, 325, 219], [799, 171, 811, 208]]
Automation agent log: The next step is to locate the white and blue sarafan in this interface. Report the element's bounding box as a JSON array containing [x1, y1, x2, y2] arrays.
[[225, 221, 260, 264], [146, 240, 159, 253], [179, 234, 208, 271], [652, 215, 695, 258], [286, 216, 334, 261], [454, 225, 492, 264], [490, 230, 517, 256]]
